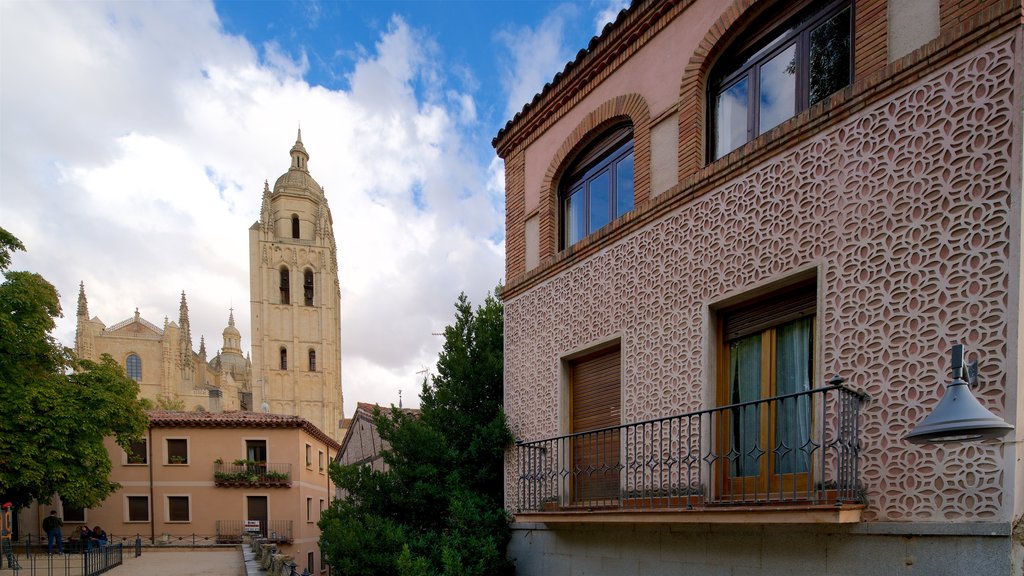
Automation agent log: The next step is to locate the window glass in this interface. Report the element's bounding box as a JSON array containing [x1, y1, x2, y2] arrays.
[[710, 1, 852, 160], [166, 439, 188, 464], [168, 496, 190, 522], [757, 43, 797, 135], [560, 126, 634, 249], [809, 7, 852, 105], [305, 444, 312, 466], [127, 440, 147, 464], [63, 506, 86, 523], [246, 440, 267, 463], [127, 496, 149, 522], [715, 77, 749, 159], [565, 188, 586, 247], [728, 333, 762, 477], [126, 354, 142, 382], [280, 348, 288, 370], [588, 170, 611, 234], [615, 155, 634, 218]]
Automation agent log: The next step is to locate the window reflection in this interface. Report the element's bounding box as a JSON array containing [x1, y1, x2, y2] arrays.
[[715, 77, 749, 159], [758, 44, 796, 135], [809, 8, 851, 105]]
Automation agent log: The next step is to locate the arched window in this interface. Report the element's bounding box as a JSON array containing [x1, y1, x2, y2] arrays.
[[308, 349, 316, 372], [280, 348, 288, 370], [708, 0, 852, 160], [304, 269, 314, 306], [291, 215, 300, 239], [280, 267, 290, 305], [560, 124, 634, 250], [125, 354, 142, 381]]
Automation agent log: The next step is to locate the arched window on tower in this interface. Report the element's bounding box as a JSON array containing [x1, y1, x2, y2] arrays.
[[304, 269, 314, 306], [126, 353, 142, 381], [309, 349, 316, 372], [291, 215, 300, 239], [280, 347, 288, 370], [280, 267, 290, 305]]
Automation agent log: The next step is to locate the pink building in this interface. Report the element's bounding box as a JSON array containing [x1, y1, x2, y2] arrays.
[[20, 411, 339, 575], [494, 0, 1023, 573]]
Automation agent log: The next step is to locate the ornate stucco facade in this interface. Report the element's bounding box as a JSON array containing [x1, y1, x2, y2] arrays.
[[495, 0, 1024, 574], [249, 132, 344, 443]]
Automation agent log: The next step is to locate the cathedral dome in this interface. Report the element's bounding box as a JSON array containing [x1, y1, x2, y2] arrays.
[[272, 129, 323, 197]]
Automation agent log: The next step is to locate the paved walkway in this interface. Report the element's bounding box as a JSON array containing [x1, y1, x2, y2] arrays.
[[105, 548, 245, 576]]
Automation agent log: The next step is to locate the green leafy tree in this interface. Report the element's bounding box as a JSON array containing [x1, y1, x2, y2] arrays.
[[320, 290, 513, 576], [0, 227, 148, 509]]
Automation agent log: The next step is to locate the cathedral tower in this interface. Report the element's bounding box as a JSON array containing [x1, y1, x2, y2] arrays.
[[249, 131, 344, 441]]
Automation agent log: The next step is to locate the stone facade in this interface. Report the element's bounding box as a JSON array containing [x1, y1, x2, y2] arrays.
[[249, 131, 344, 443]]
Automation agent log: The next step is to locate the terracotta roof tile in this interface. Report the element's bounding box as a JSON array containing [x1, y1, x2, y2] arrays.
[[146, 410, 340, 450]]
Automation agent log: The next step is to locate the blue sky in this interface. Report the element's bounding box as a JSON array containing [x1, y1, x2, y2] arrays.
[[0, 0, 626, 414]]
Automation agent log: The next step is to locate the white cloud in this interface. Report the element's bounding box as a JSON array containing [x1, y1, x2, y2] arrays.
[[495, 4, 580, 120], [0, 1, 504, 416], [593, 0, 629, 36]]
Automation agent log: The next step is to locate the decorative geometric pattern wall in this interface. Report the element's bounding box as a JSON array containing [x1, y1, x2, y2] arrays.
[[504, 36, 1016, 522]]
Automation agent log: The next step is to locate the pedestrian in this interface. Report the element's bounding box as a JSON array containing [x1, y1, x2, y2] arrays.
[[90, 526, 107, 548], [42, 511, 62, 555]]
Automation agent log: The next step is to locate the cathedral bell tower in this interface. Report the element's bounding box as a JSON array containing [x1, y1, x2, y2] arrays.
[[249, 130, 344, 441]]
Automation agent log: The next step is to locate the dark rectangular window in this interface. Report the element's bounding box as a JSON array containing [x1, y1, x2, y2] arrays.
[[127, 439, 147, 465], [63, 506, 85, 523], [168, 496, 190, 522], [306, 497, 313, 522], [304, 270, 314, 306], [246, 440, 267, 463], [309, 350, 316, 372], [166, 439, 188, 464], [305, 444, 312, 467], [280, 268, 290, 305], [127, 496, 149, 522], [280, 348, 288, 370]]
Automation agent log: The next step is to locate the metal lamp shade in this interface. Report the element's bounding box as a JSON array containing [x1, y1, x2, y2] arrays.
[[905, 377, 1014, 444]]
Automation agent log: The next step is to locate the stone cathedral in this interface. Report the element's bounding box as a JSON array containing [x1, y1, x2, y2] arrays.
[[249, 130, 344, 439], [74, 132, 345, 442]]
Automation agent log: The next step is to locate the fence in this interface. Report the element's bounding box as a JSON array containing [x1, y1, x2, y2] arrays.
[[515, 383, 867, 513], [2, 542, 123, 576], [216, 520, 293, 544]]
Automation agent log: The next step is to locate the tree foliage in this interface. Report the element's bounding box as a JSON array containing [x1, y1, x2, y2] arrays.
[[321, 291, 513, 576], [0, 227, 148, 509]]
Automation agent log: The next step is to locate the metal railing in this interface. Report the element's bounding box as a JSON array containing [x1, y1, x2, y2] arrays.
[[216, 520, 293, 544], [214, 462, 292, 487], [4, 542, 123, 575], [515, 383, 867, 513]]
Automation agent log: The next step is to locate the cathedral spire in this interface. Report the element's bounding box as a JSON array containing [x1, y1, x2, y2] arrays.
[[77, 281, 89, 318], [290, 126, 309, 172], [178, 291, 192, 351], [228, 307, 235, 327]]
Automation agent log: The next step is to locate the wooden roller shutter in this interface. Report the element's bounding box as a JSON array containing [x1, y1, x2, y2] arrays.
[[570, 345, 621, 505], [571, 346, 621, 432]]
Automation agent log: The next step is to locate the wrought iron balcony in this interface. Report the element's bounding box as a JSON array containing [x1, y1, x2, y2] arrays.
[[215, 520, 293, 544], [515, 383, 867, 517], [213, 462, 292, 487]]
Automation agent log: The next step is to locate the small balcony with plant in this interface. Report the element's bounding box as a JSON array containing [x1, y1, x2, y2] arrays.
[[213, 459, 292, 487]]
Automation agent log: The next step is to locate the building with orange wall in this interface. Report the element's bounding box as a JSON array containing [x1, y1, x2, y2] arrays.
[[20, 411, 339, 575]]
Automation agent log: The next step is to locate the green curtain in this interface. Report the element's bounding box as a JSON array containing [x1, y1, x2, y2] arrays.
[[729, 334, 762, 477], [774, 317, 813, 474]]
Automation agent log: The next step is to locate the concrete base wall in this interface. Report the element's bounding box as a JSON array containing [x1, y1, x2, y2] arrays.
[[508, 522, 1016, 576]]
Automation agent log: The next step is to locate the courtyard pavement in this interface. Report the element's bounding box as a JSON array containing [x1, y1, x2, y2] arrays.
[[104, 547, 244, 576]]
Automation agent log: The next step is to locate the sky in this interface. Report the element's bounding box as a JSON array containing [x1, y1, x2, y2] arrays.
[[0, 0, 628, 416]]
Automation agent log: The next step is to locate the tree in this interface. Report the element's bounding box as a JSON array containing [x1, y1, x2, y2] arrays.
[[0, 227, 148, 509], [320, 290, 513, 576]]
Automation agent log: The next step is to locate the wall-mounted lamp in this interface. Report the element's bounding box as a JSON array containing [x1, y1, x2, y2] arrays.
[[905, 344, 1014, 444]]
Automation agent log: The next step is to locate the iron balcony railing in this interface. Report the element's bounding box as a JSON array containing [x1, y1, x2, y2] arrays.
[[215, 520, 293, 544], [515, 383, 867, 513], [214, 462, 292, 487]]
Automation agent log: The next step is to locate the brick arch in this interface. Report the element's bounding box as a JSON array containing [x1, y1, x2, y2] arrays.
[[538, 93, 652, 263], [677, 0, 768, 179]]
